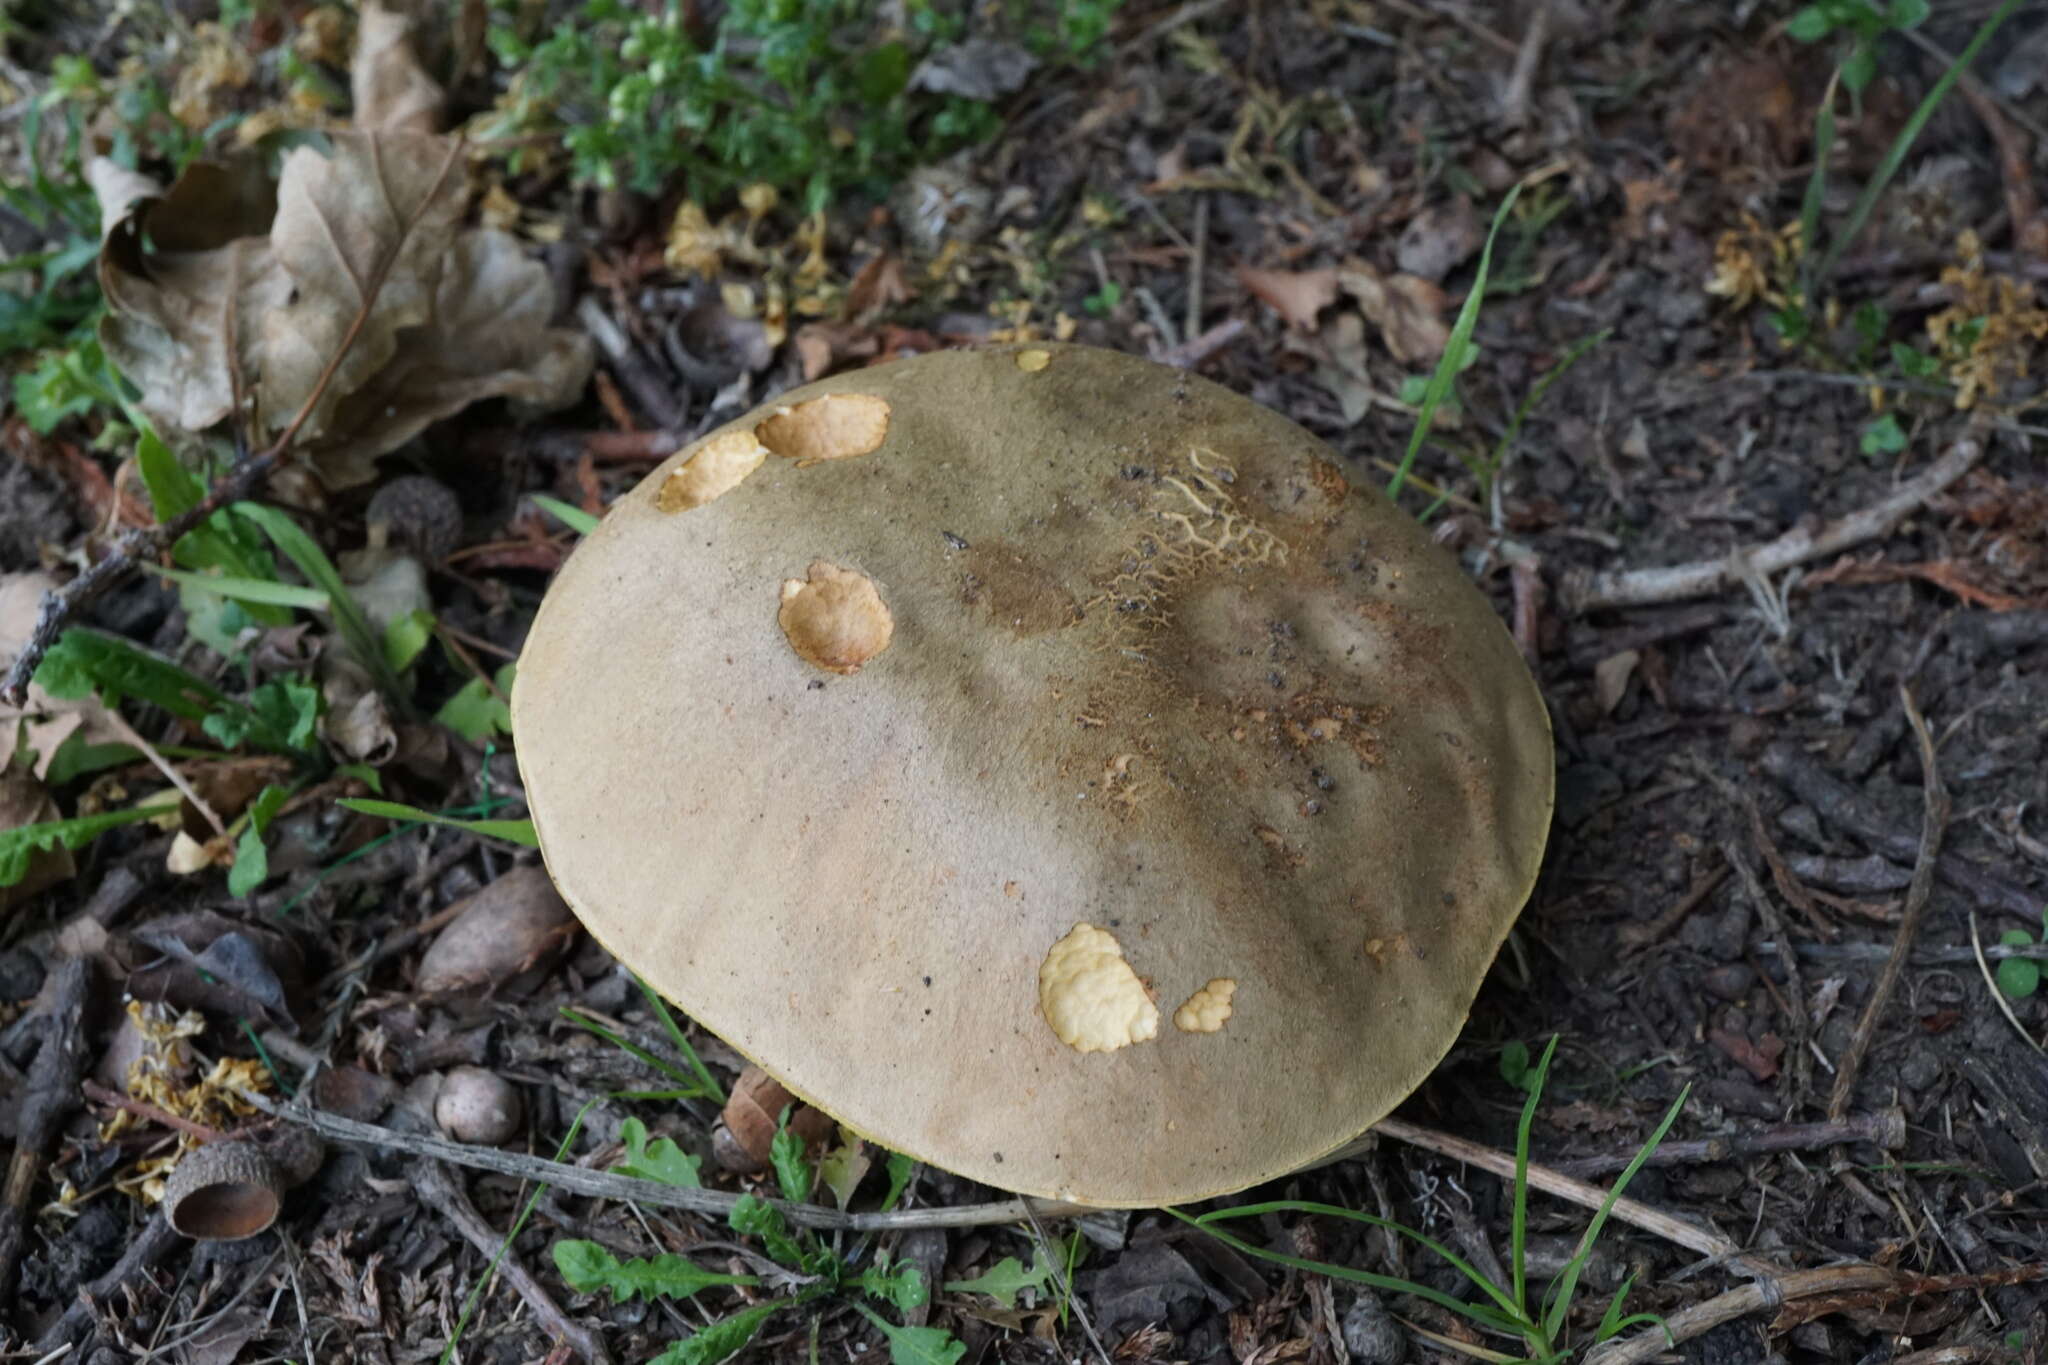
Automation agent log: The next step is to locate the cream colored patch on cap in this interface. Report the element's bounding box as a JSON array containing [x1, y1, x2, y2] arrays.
[[656, 430, 769, 512], [1173, 978, 1237, 1033], [777, 561, 894, 674], [1038, 923, 1160, 1053], [1016, 349, 1052, 372], [755, 394, 890, 463]]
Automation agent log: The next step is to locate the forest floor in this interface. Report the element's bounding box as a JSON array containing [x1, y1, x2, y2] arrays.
[[2, 3, 2047, 1364]]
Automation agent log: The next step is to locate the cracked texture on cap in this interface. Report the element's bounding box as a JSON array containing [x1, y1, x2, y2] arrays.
[[513, 343, 1553, 1206]]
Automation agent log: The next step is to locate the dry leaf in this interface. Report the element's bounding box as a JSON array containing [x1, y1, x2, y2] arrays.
[[0, 572, 129, 780], [352, 2, 443, 135], [1339, 262, 1450, 364], [1594, 649, 1640, 714], [1396, 195, 1484, 283], [1234, 264, 1339, 331], [91, 5, 591, 489], [1298, 311, 1375, 426]]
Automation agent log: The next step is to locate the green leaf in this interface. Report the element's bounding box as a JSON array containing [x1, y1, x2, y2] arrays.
[[881, 1150, 916, 1212], [227, 781, 293, 897], [615, 1117, 704, 1188], [336, 798, 538, 846], [647, 1302, 783, 1365], [1786, 5, 1834, 39], [944, 1253, 1054, 1309], [728, 1193, 815, 1272], [1860, 412, 1907, 457], [852, 1306, 965, 1365], [770, 1107, 813, 1203], [817, 1132, 867, 1210], [1891, 342, 1941, 378], [34, 629, 225, 722], [1889, 0, 1929, 28], [551, 1240, 757, 1303], [856, 1257, 929, 1314], [335, 762, 383, 793], [1841, 42, 1878, 93], [150, 566, 330, 610], [1996, 930, 2041, 999], [1498, 1039, 1532, 1091], [532, 494, 600, 536], [0, 805, 162, 887], [1595, 1269, 1639, 1341], [435, 666, 514, 742], [631, 972, 727, 1103], [42, 737, 139, 787], [384, 608, 435, 674]]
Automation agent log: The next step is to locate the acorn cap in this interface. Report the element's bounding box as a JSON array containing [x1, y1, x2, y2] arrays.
[[163, 1140, 284, 1241], [512, 343, 1553, 1206]]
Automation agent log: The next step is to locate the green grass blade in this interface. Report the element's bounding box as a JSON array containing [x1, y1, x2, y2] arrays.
[[633, 971, 728, 1104], [232, 502, 412, 710], [558, 1007, 706, 1092], [336, 797, 538, 846], [1387, 182, 1521, 501], [533, 493, 601, 535], [1512, 1035, 1560, 1318], [1540, 1084, 1690, 1345], [1171, 1206, 1529, 1332], [150, 565, 331, 610], [1813, 0, 2027, 287]]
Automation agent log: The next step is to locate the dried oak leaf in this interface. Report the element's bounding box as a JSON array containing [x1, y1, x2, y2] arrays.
[[1235, 264, 1339, 331], [1339, 262, 1449, 365], [91, 3, 590, 489]]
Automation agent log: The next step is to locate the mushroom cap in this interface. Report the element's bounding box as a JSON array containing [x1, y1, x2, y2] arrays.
[[513, 343, 1553, 1207]]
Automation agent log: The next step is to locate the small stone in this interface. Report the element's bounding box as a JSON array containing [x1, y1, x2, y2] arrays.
[[1342, 1290, 1405, 1365], [0, 947, 45, 1001], [1702, 964, 1754, 1001]]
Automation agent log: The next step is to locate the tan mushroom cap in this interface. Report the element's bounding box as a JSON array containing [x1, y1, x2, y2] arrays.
[[513, 343, 1553, 1207]]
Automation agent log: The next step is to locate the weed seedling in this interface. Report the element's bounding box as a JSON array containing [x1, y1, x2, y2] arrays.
[[1993, 907, 2048, 1002]]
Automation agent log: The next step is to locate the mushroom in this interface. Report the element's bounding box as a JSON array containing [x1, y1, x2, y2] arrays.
[[513, 343, 1553, 1206]]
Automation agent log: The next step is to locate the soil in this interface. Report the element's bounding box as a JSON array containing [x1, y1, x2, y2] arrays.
[[2, 3, 2047, 1365]]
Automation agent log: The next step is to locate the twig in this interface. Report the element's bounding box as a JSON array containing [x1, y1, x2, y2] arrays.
[[416, 1159, 614, 1365], [1560, 432, 1985, 612], [80, 1079, 240, 1144], [1829, 687, 1949, 1118], [239, 1090, 1101, 1230], [1498, 0, 1550, 128], [1335, 1117, 1765, 1273], [1764, 938, 2048, 968], [101, 709, 226, 839], [1617, 860, 1729, 952], [1157, 317, 1246, 369], [0, 959, 94, 1304], [0, 139, 469, 707], [1023, 1200, 1112, 1365], [1551, 1109, 1904, 1180], [1583, 1263, 2048, 1365], [1184, 193, 1208, 342], [575, 296, 683, 430], [32, 1212, 182, 1352]]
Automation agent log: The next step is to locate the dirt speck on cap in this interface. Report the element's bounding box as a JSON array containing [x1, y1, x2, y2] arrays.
[[777, 561, 894, 674], [1038, 922, 1159, 1053], [1173, 978, 1237, 1033], [755, 393, 890, 463], [657, 430, 769, 512]]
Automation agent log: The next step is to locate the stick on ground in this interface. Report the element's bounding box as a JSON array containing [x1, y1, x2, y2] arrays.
[[1561, 431, 1985, 613]]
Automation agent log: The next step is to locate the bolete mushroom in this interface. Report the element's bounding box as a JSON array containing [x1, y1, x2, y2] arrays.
[[513, 343, 1552, 1207]]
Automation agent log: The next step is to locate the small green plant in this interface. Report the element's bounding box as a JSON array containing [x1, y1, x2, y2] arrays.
[[553, 1104, 962, 1365], [483, 0, 1121, 211], [1498, 1039, 1540, 1095], [1785, 0, 1928, 94], [1994, 907, 2048, 1001], [1172, 1038, 1685, 1364], [1859, 411, 1907, 457]]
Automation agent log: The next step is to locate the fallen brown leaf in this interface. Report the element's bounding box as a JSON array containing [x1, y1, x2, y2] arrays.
[[91, 3, 590, 489], [1339, 261, 1450, 364], [1235, 264, 1338, 331]]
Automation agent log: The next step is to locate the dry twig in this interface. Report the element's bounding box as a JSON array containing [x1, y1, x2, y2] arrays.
[[0, 959, 93, 1304], [416, 1159, 614, 1365], [1551, 1109, 1905, 1181], [1561, 432, 1985, 612], [1828, 687, 1949, 1118]]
